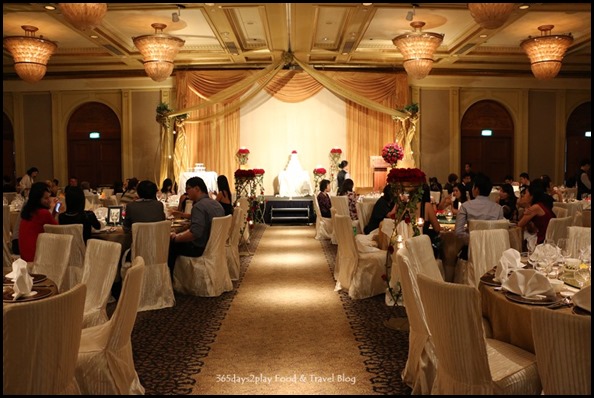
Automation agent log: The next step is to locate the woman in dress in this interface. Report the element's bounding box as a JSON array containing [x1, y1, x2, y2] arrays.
[[158, 178, 175, 201], [215, 175, 234, 216], [437, 182, 467, 215], [338, 178, 359, 221], [18, 181, 58, 261], [59, 186, 101, 242], [497, 183, 518, 222], [518, 179, 556, 245]]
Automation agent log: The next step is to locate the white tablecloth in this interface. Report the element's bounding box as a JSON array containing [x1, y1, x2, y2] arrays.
[[178, 171, 218, 194]]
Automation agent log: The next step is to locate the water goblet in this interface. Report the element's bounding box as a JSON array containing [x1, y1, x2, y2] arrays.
[[575, 265, 591, 288], [445, 209, 453, 222]]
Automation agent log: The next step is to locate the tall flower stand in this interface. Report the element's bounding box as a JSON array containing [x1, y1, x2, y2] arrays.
[[235, 172, 256, 256], [252, 171, 265, 224]]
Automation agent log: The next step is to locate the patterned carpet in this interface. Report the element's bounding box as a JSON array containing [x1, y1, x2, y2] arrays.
[[117, 224, 412, 395]]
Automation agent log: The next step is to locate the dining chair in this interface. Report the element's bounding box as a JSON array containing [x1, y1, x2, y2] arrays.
[[468, 219, 510, 231], [355, 200, 375, 236], [313, 196, 333, 240], [44, 223, 86, 291], [404, 234, 444, 282], [430, 190, 441, 205], [531, 307, 591, 395], [567, 226, 591, 258], [226, 206, 244, 281], [3, 235, 15, 275], [393, 246, 437, 394], [173, 214, 233, 297], [3, 204, 10, 244], [120, 220, 174, 311], [572, 210, 583, 226], [334, 214, 386, 299], [81, 239, 121, 328], [552, 205, 568, 218], [416, 274, 542, 394], [465, 229, 510, 287], [3, 283, 86, 394], [553, 201, 583, 219], [237, 196, 251, 247], [544, 215, 573, 244], [31, 232, 73, 292], [75, 256, 145, 395]]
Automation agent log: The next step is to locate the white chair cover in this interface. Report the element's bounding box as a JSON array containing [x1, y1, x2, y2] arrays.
[[76, 257, 145, 394], [544, 215, 573, 244], [553, 201, 583, 219], [3, 283, 86, 395], [43, 224, 86, 291], [531, 307, 591, 395], [121, 220, 175, 311], [3, 235, 15, 275], [552, 206, 568, 218], [572, 210, 583, 226], [334, 214, 386, 299], [468, 219, 510, 231], [84, 194, 100, 211], [430, 191, 441, 204], [173, 215, 233, 297], [405, 234, 444, 282], [394, 247, 437, 394], [82, 239, 121, 328], [32, 232, 73, 292], [466, 229, 510, 287], [226, 207, 244, 281], [313, 196, 333, 240], [567, 226, 591, 258], [356, 200, 375, 235], [417, 274, 542, 395], [331, 194, 359, 235]]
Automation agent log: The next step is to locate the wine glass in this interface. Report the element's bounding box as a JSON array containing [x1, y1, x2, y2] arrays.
[[445, 209, 453, 222], [575, 265, 591, 288], [557, 238, 571, 279]]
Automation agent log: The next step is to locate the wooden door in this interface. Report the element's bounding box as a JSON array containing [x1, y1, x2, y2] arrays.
[[565, 102, 591, 185]]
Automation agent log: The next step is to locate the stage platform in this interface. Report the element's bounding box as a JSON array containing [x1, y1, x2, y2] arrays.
[[261, 195, 315, 225]]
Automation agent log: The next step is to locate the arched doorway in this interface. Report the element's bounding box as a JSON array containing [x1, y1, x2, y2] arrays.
[[67, 102, 122, 188], [565, 102, 591, 186], [3, 113, 16, 189], [460, 100, 514, 183]]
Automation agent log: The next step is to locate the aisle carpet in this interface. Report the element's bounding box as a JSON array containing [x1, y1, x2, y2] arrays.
[[123, 224, 411, 395]]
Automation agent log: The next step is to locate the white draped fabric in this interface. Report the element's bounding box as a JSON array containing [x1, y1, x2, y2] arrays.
[[226, 207, 244, 281], [32, 233, 73, 293], [43, 224, 86, 291], [278, 153, 313, 197]]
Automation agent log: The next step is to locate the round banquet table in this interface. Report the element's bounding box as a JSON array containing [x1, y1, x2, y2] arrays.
[[479, 272, 580, 354], [3, 274, 59, 304]]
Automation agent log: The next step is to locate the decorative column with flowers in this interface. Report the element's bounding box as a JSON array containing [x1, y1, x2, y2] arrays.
[[252, 168, 266, 224], [236, 147, 250, 169], [329, 148, 342, 193], [312, 167, 327, 194]]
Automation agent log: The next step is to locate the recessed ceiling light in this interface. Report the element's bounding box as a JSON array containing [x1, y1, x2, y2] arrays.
[[44, 5, 56, 11], [479, 34, 488, 38], [90, 35, 99, 39], [519, 4, 530, 10]]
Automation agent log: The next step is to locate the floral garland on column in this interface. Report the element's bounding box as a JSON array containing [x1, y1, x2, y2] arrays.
[[312, 167, 327, 194], [329, 148, 342, 193], [236, 147, 250, 169], [252, 168, 266, 224]]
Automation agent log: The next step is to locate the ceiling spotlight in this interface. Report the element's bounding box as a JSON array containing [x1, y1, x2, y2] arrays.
[[172, 12, 180, 23], [406, 5, 416, 21]]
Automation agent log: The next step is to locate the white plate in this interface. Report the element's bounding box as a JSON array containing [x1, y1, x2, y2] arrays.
[[12, 291, 38, 298], [560, 290, 576, 298]]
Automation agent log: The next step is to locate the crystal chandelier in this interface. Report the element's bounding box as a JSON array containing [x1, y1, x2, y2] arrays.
[[520, 25, 574, 80], [58, 3, 108, 31], [468, 3, 515, 30], [133, 23, 185, 82], [3, 25, 57, 84], [392, 21, 444, 80]]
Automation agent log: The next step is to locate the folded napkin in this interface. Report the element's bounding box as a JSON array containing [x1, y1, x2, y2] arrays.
[[5, 258, 28, 280], [12, 260, 33, 300], [529, 242, 560, 264], [572, 285, 591, 312], [494, 248, 525, 283], [502, 269, 556, 300]]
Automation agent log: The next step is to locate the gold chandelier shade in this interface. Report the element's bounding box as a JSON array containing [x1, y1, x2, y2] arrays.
[[520, 25, 573, 80], [392, 21, 444, 80], [3, 25, 57, 84], [58, 3, 108, 31], [133, 23, 185, 82], [468, 3, 515, 30]]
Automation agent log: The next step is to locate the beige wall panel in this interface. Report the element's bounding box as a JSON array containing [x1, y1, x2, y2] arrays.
[[130, 91, 162, 183], [419, 89, 450, 183]]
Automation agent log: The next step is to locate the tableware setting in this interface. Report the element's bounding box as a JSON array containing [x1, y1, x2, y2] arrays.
[[501, 268, 560, 305], [493, 248, 525, 283], [571, 285, 591, 315]]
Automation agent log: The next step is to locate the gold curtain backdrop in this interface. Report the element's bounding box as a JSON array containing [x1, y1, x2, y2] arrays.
[[170, 65, 410, 193]]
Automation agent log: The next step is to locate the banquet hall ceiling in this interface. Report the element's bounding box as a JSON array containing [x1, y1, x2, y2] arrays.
[[2, 3, 591, 81]]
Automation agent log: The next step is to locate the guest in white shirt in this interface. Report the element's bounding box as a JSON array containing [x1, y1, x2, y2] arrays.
[[455, 172, 504, 245]]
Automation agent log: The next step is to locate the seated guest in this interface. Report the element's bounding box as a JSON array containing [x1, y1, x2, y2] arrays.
[[518, 179, 556, 245], [461, 172, 474, 200], [429, 177, 443, 193], [519, 172, 530, 194], [59, 186, 101, 242], [119, 177, 139, 205], [18, 182, 59, 261], [455, 173, 504, 246], [364, 184, 393, 234], [215, 175, 234, 216], [437, 182, 467, 215], [540, 174, 561, 202], [418, 184, 442, 256], [443, 173, 458, 194], [168, 177, 225, 273], [497, 183, 519, 222], [317, 179, 332, 218], [158, 178, 175, 201], [338, 178, 359, 221], [122, 180, 166, 233]]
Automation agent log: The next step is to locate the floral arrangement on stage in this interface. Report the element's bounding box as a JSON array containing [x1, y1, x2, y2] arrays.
[[236, 148, 250, 166], [291, 150, 298, 154], [155, 102, 188, 130], [382, 142, 404, 168], [234, 169, 256, 180], [252, 168, 265, 176], [329, 148, 342, 191]]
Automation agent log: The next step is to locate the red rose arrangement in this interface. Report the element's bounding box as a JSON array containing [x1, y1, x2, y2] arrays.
[[234, 169, 256, 179], [330, 148, 342, 154], [387, 167, 426, 184], [313, 167, 327, 176], [236, 148, 250, 165], [253, 168, 265, 175], [381, 142, 404, 167], [291, 150, 297, 154]]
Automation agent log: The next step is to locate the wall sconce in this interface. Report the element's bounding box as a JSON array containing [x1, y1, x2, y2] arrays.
[[58, 3, 108, 31], [133, 23, 185, 82], [520, 25, 573, 80], [392, 21, 444, 80], [3, 25, 57, 83], [468, 3, 515, 30]]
